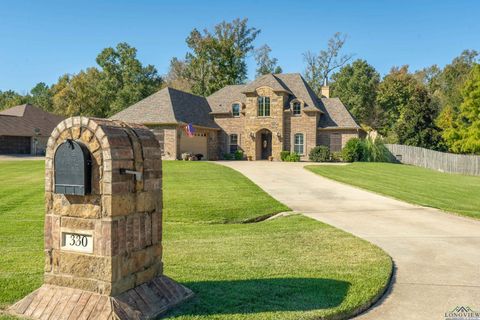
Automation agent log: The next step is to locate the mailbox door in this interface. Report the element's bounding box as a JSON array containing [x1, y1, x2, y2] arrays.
[[54, 140, 92, 195]]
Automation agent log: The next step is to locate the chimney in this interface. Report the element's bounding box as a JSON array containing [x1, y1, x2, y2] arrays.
[[321, 86, 330, 98], [321, 78, 330, 98]]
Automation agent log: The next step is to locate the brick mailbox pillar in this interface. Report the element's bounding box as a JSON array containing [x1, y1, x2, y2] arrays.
[[9, 117, 192, 320]]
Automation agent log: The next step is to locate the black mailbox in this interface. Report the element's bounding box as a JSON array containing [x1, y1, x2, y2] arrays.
[[54, 140, 92, 196]]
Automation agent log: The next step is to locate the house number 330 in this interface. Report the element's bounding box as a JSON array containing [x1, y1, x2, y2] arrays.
[[68, 234, 88, 247]]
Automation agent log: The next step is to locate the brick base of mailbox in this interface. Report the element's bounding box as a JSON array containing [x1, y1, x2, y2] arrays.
[[9, 276, 193, 320]]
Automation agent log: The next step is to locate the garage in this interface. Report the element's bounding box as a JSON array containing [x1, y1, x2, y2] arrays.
[[179, 131, 208, 158], [0, 136, 31, 154]]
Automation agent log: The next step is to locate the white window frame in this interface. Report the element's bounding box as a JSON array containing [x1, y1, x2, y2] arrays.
[[293, 133, 304, 155], [257, 96, 270, 117]]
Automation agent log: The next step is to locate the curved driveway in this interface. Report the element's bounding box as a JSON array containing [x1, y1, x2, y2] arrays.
[[219, 161, 480, 319]]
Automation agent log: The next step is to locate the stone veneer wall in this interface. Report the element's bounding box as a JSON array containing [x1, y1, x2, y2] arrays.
[[286, 108, 319, 160], [242, 87, 288, 160], [44, 117, 163, 296]]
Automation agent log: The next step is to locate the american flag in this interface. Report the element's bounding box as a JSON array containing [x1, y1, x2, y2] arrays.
[[185, 123, 195, 137]]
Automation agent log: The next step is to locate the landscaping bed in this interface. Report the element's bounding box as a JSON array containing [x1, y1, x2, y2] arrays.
[[0, 160, 392, 320]]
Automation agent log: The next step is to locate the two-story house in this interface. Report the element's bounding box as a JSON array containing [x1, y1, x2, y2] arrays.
[[111, 73, 363, 160]]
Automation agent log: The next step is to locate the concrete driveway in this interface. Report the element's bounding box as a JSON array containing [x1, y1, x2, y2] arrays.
[[219, 161, 480, 320]]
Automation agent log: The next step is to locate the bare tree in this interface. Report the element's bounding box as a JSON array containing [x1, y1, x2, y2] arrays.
[[303, 32, 354, 94]]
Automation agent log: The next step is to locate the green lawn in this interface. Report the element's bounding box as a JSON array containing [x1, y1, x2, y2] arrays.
[[306, 162, 480, 219], [0, 160, 392, 320]]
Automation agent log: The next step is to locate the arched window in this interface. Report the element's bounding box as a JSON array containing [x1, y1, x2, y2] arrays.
[[232, 103, 240, 117], [294, 133, 304, 155], [292, 101, 301, 116], [257, 96, 270, 116]]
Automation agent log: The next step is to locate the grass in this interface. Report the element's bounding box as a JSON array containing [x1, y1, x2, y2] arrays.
[[0, 160, 392, 320], [306, 162, 480, 219]]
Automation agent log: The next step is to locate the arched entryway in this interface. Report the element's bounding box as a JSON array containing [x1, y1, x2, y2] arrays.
[[256, 129, 272, 160]]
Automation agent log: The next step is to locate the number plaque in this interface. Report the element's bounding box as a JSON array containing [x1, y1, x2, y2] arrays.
[[61, 231, 93, 253]]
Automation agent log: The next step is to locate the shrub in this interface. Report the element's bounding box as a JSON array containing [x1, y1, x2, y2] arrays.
[[181, 152, 191, 161], [342, 138, 364, 162], [195, 153, 204, 160], [222, 153, 234, 160], [361, 137, 392, 162], [234, 150, 244, 160], [331, 151, 343, 162], [309, 146, 330, 162], [280, 151, 291, 161], [285, 152, 300, 162]]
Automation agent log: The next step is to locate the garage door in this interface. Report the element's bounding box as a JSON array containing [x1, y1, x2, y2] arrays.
[[179, 132, 207, 157], [0, 136, 31, 154]]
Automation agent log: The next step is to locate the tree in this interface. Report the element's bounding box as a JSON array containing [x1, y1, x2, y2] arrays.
[[442, 64, 480, 154], [51, 68, 108, 117], [330, 59, 380, 125], [27, 82, 53, 111], [254, 44, 282, 77], [164, 57, 193, 92], [376, 66, 443, 149], [394, 85, 443, 149], [303, 32, 353, 94], [96, 42, 163, 115], [435, 50, 478, 148], [184, 18, 260, 96], [0, 90, 26, 110]]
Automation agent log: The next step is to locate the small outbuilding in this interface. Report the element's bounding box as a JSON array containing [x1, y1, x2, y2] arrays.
[[0, 104, 64, 155]]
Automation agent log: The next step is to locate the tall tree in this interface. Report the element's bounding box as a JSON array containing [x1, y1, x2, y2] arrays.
[[330, 59, 380, 125], [376, 66, 443, 149], [441, 64, 480, 154], [28, 82, 53, 111], [51, 68, 108, 117], [164, 57, 193, 92], [0, 90, 26, 110], [303, 32, 353, 94], [184, 18, 260, 96], [394, 85, 443, 149], [254, 44, 282, 77], [96, 42, 163, 115]]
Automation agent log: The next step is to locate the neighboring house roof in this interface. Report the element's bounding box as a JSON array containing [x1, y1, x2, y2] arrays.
[[110, 87, 218, 128], [319, 98, 360, 129], [0, 104, 65, 137], [111, 73, 360, 130]]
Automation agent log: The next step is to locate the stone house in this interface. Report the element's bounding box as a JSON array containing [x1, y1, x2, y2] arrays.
[[111, 73, 363, 160]]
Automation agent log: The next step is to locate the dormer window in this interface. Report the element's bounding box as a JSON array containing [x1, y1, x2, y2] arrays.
[[292, 102, 301, 116], [232, 103, 240, 117], [257, 96, 270, 117]]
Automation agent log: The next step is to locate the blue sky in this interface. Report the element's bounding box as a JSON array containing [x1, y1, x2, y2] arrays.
[[1, 0, 479, 93]]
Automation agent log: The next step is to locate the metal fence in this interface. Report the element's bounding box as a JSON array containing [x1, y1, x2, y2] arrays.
[[385, 144, 480, 176]]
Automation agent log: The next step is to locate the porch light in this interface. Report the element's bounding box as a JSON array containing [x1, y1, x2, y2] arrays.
[[250, 132, 255, 139]]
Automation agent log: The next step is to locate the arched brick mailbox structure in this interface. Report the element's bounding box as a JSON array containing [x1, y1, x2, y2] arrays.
[[10, 117, 192, 320]]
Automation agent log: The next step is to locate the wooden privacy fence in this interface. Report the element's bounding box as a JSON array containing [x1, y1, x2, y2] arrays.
[[385, 144, 480, 176]]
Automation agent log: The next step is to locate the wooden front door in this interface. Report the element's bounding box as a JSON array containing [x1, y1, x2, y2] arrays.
[[261, 131, 272, 159]]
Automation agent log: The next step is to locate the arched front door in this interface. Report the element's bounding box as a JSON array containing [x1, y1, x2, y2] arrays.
[[257, 129, 272, 160]]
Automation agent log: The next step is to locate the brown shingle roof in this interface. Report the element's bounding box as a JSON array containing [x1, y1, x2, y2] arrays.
[[112, 73, 360, 130], [318, 98, 360, 129], [207, 85, 246, 114], [110, 87, 218, 128], [241, 73, 292, 94], [0, 104, 65, 137]]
